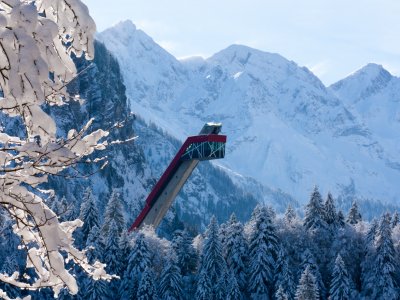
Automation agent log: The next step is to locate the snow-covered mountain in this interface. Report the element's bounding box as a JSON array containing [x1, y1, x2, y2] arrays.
[[98, 20, 400, 208], [44, 41, 262, 231], [330, 64, 400, 167]]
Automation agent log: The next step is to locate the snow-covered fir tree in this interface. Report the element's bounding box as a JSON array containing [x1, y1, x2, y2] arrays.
[[158, 251, 183, 300], [86, 225, 102, 264], [299, 249, 326, 298], [196, 271, 212, 300], [284, 204, 297, 226], [172, 229, 198, 276], [84, 277, 109, 300], [224, 213, 248, 292], [304, 186, 327, 231], [119, 232, 152, 299], [370, 213, 398, 299], [346, 201, 362, 225], [226, 269, 242, 300], [196, 216, 227, 299], [275, 285, 289, 300], [102, 189, 126, 237], [274, 247, 295, 299], [329, 254, 353, 300], [0, 254, 19, 299], [103, 219, 123, 295], [79, 188, 100, 244], [247, 205, 279, 299], [118, 231, 132, 275], [323, 193, 337, 227], [295, 266, 320, 300], [361, 218, 378, 295], [392, 211, 399, 228], [137, 268, 158, 300], [336, 210, 346, 228]]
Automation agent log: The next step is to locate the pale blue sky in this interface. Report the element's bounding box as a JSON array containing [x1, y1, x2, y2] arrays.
[[83, 0, 400, 85]]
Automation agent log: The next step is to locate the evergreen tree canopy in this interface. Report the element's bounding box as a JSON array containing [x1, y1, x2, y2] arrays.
[[371, 213, 398, 300], [346, 201, 362, 225], [196, 271, 212, 300], [226, 269, 242, 300], [274, 247, 295, 299], [295, 267, 320, 300], [284, 204, 297, 226], [119, 232, 152, 299], [172, 229, 197, 276], [102, 189, 126, 236], [224, 213, 248, 292], [304, 186, 326, 231], [329, 254, 352, 300], [197, 216, 227, 299], [299, 249, 326, 298], [248, 205, 279, 298], [323, 192, 337, 226], [79, 188, 100, 244], [158, 252, 183, 300], [85, 225, 101, 264], [392, 211, 399, 228], [137, 268, 158, 300], [275, 285, 289, 300]]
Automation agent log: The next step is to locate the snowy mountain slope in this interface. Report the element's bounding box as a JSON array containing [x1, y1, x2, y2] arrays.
[[45, 41, 261, 230], [98, 20, 400, 206], [330, 64, 400, 167]]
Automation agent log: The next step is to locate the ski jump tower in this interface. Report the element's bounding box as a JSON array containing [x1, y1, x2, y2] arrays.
[[128, 123, 227, 232]]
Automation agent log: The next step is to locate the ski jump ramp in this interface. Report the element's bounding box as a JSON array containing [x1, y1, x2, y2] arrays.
[[129, 123, 227, 231]]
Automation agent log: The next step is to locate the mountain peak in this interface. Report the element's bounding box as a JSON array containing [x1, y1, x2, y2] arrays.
[[111, 19, 137, 32], [355, 63, 392, 80], [330, 63, 393, 100]]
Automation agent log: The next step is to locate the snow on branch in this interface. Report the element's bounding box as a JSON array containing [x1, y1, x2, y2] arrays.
[[0, 0, 116, 298]]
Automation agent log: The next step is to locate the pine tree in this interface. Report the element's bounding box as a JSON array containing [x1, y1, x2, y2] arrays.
[[79, 188, 100, 244], [85, 225, 101, 264], [275, 285, 289, 300], [304, 186, 326, 231], [216, 267, 229, 300], [172, 229, 197, 276], [196, 271, 212, 300], [336, 210, 345, 228], [392, 211, 399, 228], [274, 247, 295, 299], [84, 277, 109, 300], [118, 231, 132, 275], [329, 254, 352, 300], [370, 213, 398, 299], [224, 213, 248, 292], [119, 233, 152, 299], [295, 267, 320, 300], [158, 252, 183, 300], [0, 254, 20, 299], [346, 201, 362, 225], [248, 205, 279, 299], [323, 192, 337, 226], [103, 219, 122, 296], [102, 189, 126, 236], [299, 249, 326, 298], [137, 268, 158, 300], [197, 216, 227, 299], [284, 204, 297, 226], [226, 269, 242, 300], [361, 219, 378, 296]]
